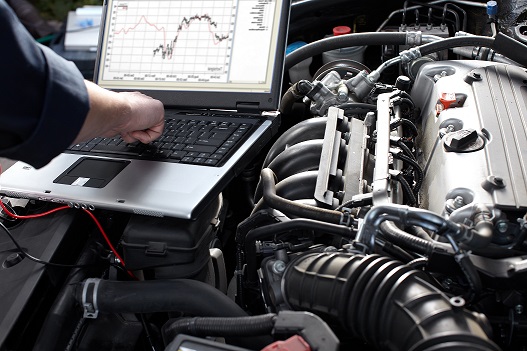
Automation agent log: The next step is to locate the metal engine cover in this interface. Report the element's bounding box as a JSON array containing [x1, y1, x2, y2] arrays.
[[411, 60, 527, 215]]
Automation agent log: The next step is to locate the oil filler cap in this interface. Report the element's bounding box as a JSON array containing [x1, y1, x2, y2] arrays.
[[443, 128, 485, 152]]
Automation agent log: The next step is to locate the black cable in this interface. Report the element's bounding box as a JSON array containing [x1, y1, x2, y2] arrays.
[[139, 314, 158, 351], [397, 139, 416, 160], [392, 152, 424, 194], [0, 221, 97, 269], [336, 196, 373, 211], [394, 172, 417, 206], [391, 118, 418, 137]]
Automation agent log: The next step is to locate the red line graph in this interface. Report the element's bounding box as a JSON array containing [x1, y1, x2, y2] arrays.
[[113, 14, 230, 59]]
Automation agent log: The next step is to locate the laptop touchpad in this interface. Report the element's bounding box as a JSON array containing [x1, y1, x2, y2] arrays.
[[54, 157, 130, 188]]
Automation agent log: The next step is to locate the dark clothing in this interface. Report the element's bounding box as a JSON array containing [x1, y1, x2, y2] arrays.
[[0, 1, 89, 168]]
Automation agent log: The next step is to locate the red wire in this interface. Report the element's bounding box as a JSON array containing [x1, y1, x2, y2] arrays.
[[0, 199, 137, 279], [0, 201, 70, 219]]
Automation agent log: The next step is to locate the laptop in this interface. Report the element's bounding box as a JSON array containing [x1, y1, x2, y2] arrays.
[[0, 0, 290, 219]]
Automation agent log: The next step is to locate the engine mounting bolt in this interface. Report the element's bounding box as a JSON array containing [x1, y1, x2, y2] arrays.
[[481, 175, 506, 192], [515, 305, 524, 315], [453, 196, 465, 209], [272, 260, 286, 274], [449, 296, 465, 308], [497, 221, 509, 233]]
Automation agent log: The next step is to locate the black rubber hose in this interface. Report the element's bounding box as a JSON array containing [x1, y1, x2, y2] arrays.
[[76, 278, 247, 317], [282, 252, 501, 351], [263, 117, 327, 167], [357, 204, 466, 251], [33, 241, 102, 351], [162, 314, 277, 345], [244, 218, 355, 284], [285, 32, 409, 70], [279, 80, 313, 114], [409, 225, 434, 241], [76, 278, 274, 349], [260, 168, 344, 224], [417, 35, 495, 58], [379, 221, 442, 256]]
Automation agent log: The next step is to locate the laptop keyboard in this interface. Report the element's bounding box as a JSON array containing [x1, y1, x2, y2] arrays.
[[67, 114, 257, 167]]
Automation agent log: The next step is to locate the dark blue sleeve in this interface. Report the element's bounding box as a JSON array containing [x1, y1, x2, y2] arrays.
[[0, 1, 89, 168]]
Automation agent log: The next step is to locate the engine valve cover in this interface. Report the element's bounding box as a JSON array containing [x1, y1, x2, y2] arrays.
[[411, 61, 527, 214]]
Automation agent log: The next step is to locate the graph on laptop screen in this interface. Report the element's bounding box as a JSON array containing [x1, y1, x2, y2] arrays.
[[97, 0, 283, 93]]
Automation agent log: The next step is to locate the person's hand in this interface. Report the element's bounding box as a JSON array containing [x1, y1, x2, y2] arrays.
[[73, 81, 165, 144], [111, 91, 165, 144]]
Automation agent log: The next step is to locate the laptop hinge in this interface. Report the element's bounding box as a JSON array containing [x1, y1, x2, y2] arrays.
[[236, 102, 260, 114]]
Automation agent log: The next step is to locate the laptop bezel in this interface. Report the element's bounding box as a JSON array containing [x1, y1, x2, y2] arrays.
[[93, 0, 291, 112]]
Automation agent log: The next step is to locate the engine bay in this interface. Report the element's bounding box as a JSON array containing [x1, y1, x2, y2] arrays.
[[3, 0, 527, 350]]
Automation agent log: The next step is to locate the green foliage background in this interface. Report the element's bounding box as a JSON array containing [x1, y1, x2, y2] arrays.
[[33, 0, 102, 21]]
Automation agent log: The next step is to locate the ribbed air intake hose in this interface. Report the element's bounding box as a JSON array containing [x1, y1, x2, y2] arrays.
[[282, 252, 501, 351]]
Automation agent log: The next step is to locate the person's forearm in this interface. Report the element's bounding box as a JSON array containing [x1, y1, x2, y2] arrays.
[[73, 81, 165, 144], [73, 81, 131, 143]]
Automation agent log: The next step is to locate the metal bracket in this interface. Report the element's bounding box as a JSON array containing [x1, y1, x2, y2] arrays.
[[314, 106, 344, 206]]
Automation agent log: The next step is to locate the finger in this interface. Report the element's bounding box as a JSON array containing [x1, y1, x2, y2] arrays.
[[129, 128, 162, 144], [120, 132, 137, 144]]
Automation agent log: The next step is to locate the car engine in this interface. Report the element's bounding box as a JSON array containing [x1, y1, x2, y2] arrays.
[[3, 0, 527, 350]]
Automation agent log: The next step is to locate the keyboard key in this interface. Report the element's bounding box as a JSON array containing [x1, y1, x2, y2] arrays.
[[195, 139, 223, 147], [210, 132, 231, 140], [184, 144, 217, 153], [216, 147, 229, 154], [204, 159, 219, 165], [222, 140, 236, 148], [170, 151, 187, 160], [192, 157, 206, 164], [92, 144, 141, 155], [70, 143, 84, 151]]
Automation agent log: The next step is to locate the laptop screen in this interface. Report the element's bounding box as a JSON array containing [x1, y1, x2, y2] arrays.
[[94, 0, 289, 110]]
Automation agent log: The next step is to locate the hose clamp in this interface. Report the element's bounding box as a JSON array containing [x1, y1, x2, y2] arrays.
[[82, 278, 101, 319], [406, 31, 423, 46], [399, 47, 422, 63]]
